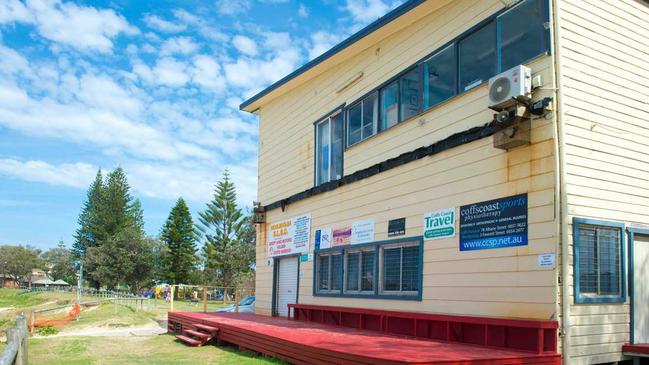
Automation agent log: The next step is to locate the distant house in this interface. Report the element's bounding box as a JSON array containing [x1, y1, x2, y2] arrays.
[[0, 274, 20, 289], [240, 0, 649, 364]]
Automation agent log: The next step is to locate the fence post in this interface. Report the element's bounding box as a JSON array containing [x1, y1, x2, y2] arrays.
[[223, 288, 227, 305], [235, 289, 240, 313], [29, 310, 35, 334], [13, 314, 27, 365], [170, 285, 174, 312]]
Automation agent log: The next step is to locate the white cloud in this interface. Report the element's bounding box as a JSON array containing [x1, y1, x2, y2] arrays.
[[2, 0, 139, 53], [134, 57, 190, 87], [143, 14, 186, 33], [190, 55, 225, 92], [216, 0, 250, 15], [298, 3, 308, 18], [346, 0, 400, 25], [0, 0, 31, 23], [0, 158, 97, 189], [160, 36, 200, 55], [232, 35, 258, 56], [309, 31, 345, 60]]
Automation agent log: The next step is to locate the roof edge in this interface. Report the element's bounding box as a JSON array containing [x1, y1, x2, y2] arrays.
[[239, 0, 425, 112]]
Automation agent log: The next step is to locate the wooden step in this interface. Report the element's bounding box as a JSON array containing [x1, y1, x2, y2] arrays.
[[176, 334, 204, 346], [194, 323, 219, 333], [184, 329, 212, 340]]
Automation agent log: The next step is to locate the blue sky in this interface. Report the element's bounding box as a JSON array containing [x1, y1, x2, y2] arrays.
[[0, 0, 400, 250]]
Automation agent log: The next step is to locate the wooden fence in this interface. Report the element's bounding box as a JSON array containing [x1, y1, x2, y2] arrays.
[[0, 314, 28, 365]]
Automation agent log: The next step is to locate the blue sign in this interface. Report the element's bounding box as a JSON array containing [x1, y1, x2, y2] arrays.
[[459, 194, 528, 251], [314, 229, 321, 250]]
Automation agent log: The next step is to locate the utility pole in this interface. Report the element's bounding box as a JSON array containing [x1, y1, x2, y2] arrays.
[[76, 261, 83, 304]]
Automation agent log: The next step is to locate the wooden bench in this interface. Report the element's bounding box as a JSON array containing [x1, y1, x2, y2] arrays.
[[288, 303, 558, 355]]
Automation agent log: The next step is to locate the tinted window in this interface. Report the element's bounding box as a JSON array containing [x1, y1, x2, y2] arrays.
[[318, 255, 329, 291], [383, 247, 401, 291], [380, 81, 399, 130], [402, 246, 419, 291], [424, 44, 456, 109], [400, 69, 420, 121], [459, 21, 496, 91], [576, 224, 622, 299], [346, 252, 360, 291], [331, 254, 343, 291], [361, 251, 375, 291], [330, 113, 344, 181], [347, 103, 362, 146], [347, 93, 377, 147], [316, 121, 329, 186], [500, 0, 548, 70]]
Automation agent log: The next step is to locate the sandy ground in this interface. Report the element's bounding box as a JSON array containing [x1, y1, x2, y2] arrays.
[[36, 320, 168, 338]]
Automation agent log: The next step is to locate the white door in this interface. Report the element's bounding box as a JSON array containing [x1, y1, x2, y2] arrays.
[[633, 234, 649, 344], [276, 256, 298, 317]]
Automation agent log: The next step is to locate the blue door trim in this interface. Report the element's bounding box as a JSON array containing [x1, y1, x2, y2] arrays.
[[627, 227, 649, 344]]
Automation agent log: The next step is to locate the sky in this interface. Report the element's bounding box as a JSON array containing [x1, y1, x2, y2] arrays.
[[0, 0, 401, 250]]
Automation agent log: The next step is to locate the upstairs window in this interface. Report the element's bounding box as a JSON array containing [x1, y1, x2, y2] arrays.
[[500, 0, 549, 71], [316, 111, 344, 185], [459, 21, 497, 92], [573, 218, 625, 303], [347, 92, 378, 147], [380, 68, 422, 131], [423, 44, 456, 109]]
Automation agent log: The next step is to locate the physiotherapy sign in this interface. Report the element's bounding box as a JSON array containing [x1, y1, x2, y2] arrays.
[[423, 208, 455, 240], [459, 194, 528, 251], [267, 214, 311, 257]]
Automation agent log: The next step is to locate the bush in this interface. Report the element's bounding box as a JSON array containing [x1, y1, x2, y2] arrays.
[[36, 326, 59, 336]]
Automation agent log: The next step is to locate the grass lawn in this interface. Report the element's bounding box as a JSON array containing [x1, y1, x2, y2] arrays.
[[28, 335, 284, 365], [0, 289, 47, 309]]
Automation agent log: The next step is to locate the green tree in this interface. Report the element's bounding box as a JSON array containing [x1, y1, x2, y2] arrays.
[[80, 167, 148, 290], [41, 241, 76, 284], [0, 245, 43, 288], [197, 170, 255, 287], [161, 198, 198, 285], [86, 227, 154, 291], [72, 170, 105, 259]]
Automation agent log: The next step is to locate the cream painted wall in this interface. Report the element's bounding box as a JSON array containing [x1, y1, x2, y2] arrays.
[[556, 0, 649, 364], [253, 0, 559, 321]]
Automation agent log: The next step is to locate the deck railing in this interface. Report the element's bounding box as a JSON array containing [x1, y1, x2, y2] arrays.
[[0, 314, 28, 365]]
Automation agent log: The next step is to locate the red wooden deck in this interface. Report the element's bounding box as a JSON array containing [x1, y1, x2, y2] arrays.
[[623, 343, 649, 356], [168, 312, 560, 365]]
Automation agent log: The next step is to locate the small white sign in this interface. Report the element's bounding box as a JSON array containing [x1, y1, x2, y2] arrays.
[[537, 253, 556, 269], [352, 219, 374, 244], [307, 253, 314, 262], [423, 208, 456, 240], [315, 228, 332, 250]]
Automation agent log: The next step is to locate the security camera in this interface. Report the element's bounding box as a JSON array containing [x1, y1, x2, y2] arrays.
[[495, 110, 511, 124]]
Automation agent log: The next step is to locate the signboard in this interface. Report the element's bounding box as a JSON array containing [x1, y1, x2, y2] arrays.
[[333, 227, 351, 246], [537, 253, 556, 269], [351, 219, 374, 244], [459, 194, 528, 251], [314, 228, 332, 250], [267, 214, 311, 257], [388, 218, 406, 237], [423, 208, 456, 240]]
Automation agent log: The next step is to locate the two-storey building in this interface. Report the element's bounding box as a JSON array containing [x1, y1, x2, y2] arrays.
[[241, 0, 649, 364]]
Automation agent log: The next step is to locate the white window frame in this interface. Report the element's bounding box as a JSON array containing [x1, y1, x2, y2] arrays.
[[315, 111, 343, 186]]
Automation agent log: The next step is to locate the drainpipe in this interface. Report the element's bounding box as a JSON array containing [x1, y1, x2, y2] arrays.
[[550, 0, 571, 362]]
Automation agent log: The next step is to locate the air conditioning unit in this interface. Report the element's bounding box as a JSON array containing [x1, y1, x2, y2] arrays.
[[488, 65, 532, 111]]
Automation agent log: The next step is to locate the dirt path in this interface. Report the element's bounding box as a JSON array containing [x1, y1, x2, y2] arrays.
[[36, 320, 168, 338]]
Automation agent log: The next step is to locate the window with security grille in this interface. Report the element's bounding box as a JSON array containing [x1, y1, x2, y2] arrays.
[[380, 242, 420, 295], [315, 238, 421, 298], [574, 219, 625, 303], [317, 253, 342, 292], [344, 249, 375, 293]]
